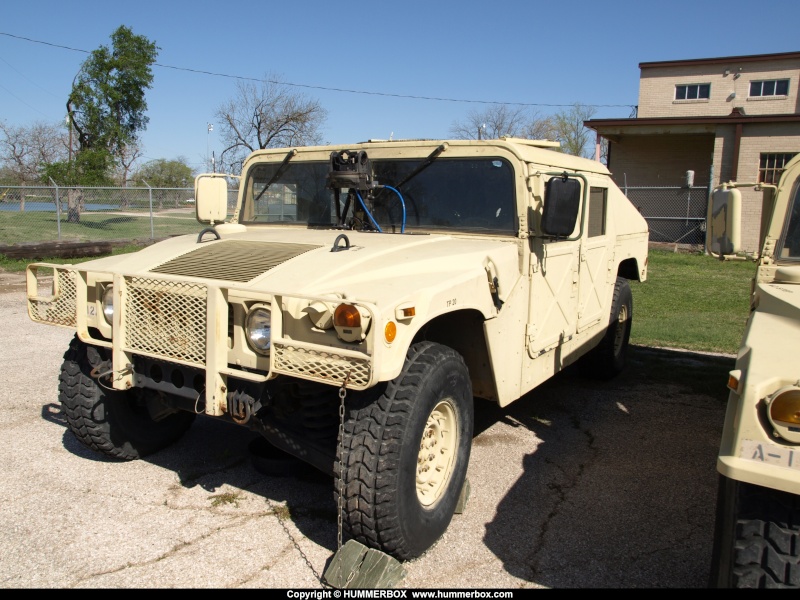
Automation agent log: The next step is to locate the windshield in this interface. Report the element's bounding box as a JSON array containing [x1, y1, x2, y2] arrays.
[[239, 157, 517, 235], [779, 179, 800, 260]]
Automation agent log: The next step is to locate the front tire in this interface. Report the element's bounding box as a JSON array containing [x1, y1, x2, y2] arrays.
[[59, 335, 196, 460], [709, 475, 800, 588], [337, 341, 474, 561]]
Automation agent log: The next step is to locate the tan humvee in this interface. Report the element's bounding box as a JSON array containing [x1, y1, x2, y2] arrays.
[[707, 153, 800, 588], [26, 138, 649, 562]]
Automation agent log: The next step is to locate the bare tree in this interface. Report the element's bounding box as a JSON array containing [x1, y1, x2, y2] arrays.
[[215, 75, 328, 174], [114, 142, 144, 187], [448, 105, 555, 141], [551, 103, 598, 158], [0, 120, 69, 184]]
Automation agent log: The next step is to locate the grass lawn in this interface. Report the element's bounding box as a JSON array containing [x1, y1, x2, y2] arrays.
[[630, 249, 755, 355], [0, 209, 199, 244]]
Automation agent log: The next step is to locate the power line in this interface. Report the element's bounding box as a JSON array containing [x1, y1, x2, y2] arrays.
[[0, 31, 636, 110]]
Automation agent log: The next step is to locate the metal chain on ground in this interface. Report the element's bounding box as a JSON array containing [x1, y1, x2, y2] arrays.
[[266, 496, 331, 588]]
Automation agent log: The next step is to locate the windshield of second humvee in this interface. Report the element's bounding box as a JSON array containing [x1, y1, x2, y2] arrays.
[[239, 157, 517, 235], [779, 179, 800, 260]]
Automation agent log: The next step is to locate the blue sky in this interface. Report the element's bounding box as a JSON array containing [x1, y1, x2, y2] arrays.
[[1, 0, 798, 173]]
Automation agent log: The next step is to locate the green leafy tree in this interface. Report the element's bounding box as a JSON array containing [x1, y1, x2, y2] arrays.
[[68, 25, 159, 157], [49, 25, 158, 221], [133, 158, 194, 188]]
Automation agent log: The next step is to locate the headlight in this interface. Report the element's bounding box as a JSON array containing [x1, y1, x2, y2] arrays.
[[101, 285, 114, 325], [245, 306, 272, 354]]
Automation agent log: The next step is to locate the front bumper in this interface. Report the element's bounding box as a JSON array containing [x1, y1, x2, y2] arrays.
[[27, 263, 377, 417]]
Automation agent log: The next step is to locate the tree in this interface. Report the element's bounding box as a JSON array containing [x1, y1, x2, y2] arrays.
[[215, 76, 328, 174], [551, 103, 597, 158], [133, 158, 194, 188], [68, 26, 159, 157], [448, 105, 556, 141], [54, 25, 159, 222], [0, 120, 69, 184], [114, 142, 144, 187]]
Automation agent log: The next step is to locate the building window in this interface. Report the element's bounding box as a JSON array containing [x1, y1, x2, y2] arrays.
[[749, 79, 789, 97], [675, 84, 710, 100], [759, 153, 798, 184]]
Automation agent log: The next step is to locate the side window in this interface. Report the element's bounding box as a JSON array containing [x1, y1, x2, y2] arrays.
[[780, 182, 800, 259], [587, 187, 607, 237], [749, 79, 790, 98], [675, 83, 710, 100]]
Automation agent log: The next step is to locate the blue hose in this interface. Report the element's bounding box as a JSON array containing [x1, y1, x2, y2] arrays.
[[355, 191, 383, 232], [382, 185, 407, 233]]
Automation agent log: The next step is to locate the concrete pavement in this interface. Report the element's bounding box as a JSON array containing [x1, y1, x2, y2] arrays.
[[0, 287, 730, 588]]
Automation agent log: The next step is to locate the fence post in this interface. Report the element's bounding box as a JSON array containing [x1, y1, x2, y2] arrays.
[[143, 180, 154, 240], [49, 177, 61, 241]]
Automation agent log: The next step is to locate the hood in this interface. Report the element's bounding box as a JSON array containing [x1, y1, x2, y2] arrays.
[[78, 226, 521, 305]]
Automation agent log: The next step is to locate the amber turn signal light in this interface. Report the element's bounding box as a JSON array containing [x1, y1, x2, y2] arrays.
[[334, 304, 361, 328]]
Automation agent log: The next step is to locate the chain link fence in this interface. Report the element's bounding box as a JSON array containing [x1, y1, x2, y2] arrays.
[[623, 185, 708, 247], [0, 184, 238, 245], [1, 183, 709, 248]]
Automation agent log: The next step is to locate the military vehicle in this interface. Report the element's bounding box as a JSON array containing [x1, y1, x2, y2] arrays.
[[708, 152, 800, 587], [26, 138, 649, 564]]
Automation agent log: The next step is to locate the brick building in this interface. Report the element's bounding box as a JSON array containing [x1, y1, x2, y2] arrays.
[[585, 51, 800, 253]]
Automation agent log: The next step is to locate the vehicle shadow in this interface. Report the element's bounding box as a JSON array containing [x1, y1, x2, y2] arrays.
[[478, 346, 732, 588], [43, 345, 733, 588], [51, 403, 339, 565]]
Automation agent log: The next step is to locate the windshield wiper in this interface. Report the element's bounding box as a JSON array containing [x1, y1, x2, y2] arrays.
[[253, 148, 298, 204], [375, 143, 448, 228], [391, 143, 448, 190]]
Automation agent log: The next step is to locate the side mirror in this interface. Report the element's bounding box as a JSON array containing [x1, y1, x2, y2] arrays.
[[706, 187, 741, 257], [541, 175, 581, 237], [195, 174, 229, 224]]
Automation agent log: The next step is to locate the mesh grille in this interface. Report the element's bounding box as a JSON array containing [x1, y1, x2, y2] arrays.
[[273, 343, 371, 389], [150, 240, 320, 282], [124, 277, 207, 365], [28, 269, 77, 327]]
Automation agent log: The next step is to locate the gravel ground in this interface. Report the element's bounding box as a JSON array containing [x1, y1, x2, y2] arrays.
[[0, 281, 731, 589]]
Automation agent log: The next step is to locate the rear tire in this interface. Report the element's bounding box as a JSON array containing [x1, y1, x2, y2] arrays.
[[59, 335, 196, 460], [579, 276, 632, 380], [336, 341, 474, 560], [709, 474, 800, 588]]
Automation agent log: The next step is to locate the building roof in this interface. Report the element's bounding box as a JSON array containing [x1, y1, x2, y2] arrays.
[[585, 112, 800, 133], [639, 51, 800, 69]]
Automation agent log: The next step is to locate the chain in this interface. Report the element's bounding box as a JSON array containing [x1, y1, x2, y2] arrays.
[[270, 498, 330, 587], [337, 370, 352, 552]]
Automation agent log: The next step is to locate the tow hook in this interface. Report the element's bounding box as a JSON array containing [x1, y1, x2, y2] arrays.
[[227, 389, 264, 425]]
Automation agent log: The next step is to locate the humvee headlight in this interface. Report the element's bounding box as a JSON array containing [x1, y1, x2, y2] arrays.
[[304, 301, 334, 330], [101, 285, 114, 325], [766, 387, 800, 443], [333, 303, 371, 343], [245, 306, 272, 354]]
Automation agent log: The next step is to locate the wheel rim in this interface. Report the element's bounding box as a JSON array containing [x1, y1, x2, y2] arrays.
[[613, 304, 629, 355], [416, 398, 459, 507]]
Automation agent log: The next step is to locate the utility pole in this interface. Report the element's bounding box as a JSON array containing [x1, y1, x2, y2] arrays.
[[207, 123, 213, 171]]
